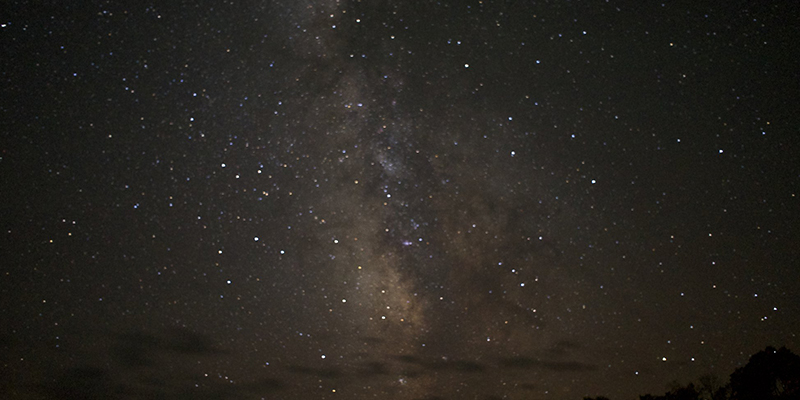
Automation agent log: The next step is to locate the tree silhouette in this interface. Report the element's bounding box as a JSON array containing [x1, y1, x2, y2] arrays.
[[596, 346, 800, 400], [670, 383, 700, 400], [729, 346, 800, 400], [697, 374, 728, 400], [637, 382, 701, 400]]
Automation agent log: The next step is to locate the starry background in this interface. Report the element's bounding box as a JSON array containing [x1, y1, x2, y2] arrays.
[[2, 1, 799, 399]]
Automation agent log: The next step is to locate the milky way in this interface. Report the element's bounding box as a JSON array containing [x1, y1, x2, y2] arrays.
[[2, 1, 799, 399]]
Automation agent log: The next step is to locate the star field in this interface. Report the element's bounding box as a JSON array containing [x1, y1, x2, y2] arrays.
[[1, 1, 799, 399]]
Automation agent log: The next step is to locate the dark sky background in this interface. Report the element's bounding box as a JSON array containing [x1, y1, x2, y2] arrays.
[[2, 1, 799, 399]]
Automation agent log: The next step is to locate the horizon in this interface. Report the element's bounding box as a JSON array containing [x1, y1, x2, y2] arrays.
[[2, 1, 799, 399]]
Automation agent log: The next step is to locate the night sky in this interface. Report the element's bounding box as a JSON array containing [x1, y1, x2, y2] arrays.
[[2, 1, 799, 399]]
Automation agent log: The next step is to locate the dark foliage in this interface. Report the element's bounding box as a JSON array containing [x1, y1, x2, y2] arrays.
[[619, 346, 800, 400], [729, 346, 800, 400]]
